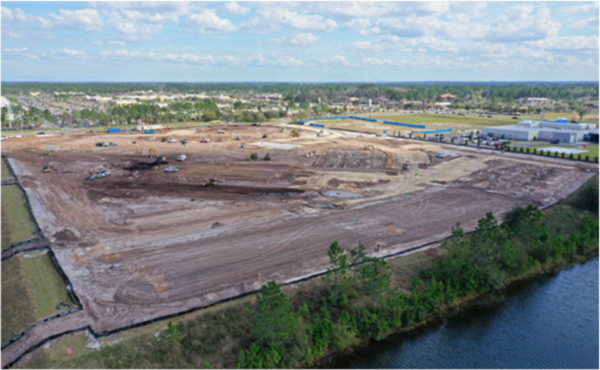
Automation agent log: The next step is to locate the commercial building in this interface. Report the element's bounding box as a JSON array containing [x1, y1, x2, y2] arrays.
[[482, 119, 597, 143]]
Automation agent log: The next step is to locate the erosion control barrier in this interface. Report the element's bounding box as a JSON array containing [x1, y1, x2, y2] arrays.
[[349, 116, 377, 122], [1, 236, 44, 256], [411, 128, 453, 134], [383, 120, 426, 129], [1, 245, 49, 262]]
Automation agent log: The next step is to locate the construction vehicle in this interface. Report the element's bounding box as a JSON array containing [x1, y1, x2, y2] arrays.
[[42, 164, 50, 173], [201, 137, 210, 143], [262, 134, 268, 139], [217, 129, 226, 134], [177, 155, 186, 161], [247, 152, 258, 161], [202, 178, 217, 187], [161, 137, 169, 142], [149, 148, 167, 164], [363, 145, 374, 150], [280, 128, 287, 133], [180, 138, 188, 145], [168, 138, 178, 143], [402, 163, 409, 172], [235, 136, 242, 141], [164, 167, 178, 172], [291, 129, 301, 138], [262, 153, 271, 161]]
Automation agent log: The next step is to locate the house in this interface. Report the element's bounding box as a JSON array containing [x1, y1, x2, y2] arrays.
[[440, 93, 457, 103], [519, 97, 552, 107]]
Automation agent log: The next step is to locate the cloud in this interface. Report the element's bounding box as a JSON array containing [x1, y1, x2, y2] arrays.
[[50, 49, 92, 60], [376, 15, 446, 38], [256, 54, 304, 67], [87, 1, 193, 15], [572, 16, 599, 29], [272, 32, 321, 46], [562, 2, 599, 14], [309, 55, 351, 67], [351, 41, 385, 52], [42, 9, 104, 32], [187, 9, 237, 32], [108, 40, 126, 45], [1, 7, 31, 22], [484, 5, 561, 42], [525, 36, 599, 51], [344, 18, 380, 35], [222, 2, 250, 15], [244, 7, 337, 32]]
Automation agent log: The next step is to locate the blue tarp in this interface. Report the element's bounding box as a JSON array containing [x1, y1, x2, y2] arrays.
[[309, 123, 325, 128], [108, 128, 121, 133], [411, 128, 453, 134], [349, 116, 377, 122], [383, 120, 426, 129], [296, 121, 305, 125]]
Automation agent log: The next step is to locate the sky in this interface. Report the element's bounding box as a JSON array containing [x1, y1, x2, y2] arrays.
[[1, 1, 599, 82]]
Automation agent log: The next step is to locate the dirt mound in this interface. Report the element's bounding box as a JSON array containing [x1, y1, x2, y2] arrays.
[[54, 229, 78, 242], [312, 149, 387, 169]]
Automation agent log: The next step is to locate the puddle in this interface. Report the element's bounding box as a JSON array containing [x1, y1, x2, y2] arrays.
[[321, 190, 362, 198], [248, 142, 300, 150]]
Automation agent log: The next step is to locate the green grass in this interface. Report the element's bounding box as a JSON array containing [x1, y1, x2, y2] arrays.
[[378, 113, 515, 127], [2, 252, 74, 344], [527, 144, 599, 160], [1, 185, 39, 250], [2, 157, 13, 180], [20, 253, 74, 318]]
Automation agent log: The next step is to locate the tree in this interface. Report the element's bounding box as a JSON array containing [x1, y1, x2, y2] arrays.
[[575, 105, 590, 120], [348, 242, 367, 292], [166, 321, 182, 347], [251, 281, 296, 351], [358, 257, 392, 306], [323, 241, 350, 308]]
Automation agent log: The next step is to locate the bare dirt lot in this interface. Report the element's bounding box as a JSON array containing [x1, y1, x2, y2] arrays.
[[2, 124, 597, 336]]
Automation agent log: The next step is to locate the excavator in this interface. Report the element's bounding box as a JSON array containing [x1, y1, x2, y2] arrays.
[[247, 152, 258, 161], [262, 153, 271, 161], [149, 148, 167, 164], [42, 164, 50, 173], [203, 178, 217, 187], [291, 129, 301, 138]]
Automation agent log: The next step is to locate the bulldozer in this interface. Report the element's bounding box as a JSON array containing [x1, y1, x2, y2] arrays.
[[247, 152, 258, 161], [291, 129, 301, 138], [202, 178, 217, 187], [42, 164, 50, 173]]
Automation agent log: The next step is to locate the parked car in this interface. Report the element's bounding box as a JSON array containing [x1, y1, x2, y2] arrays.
[[571, 120, 579, 123], [550, 139, 560, 144], [512, 116, 521, 120], [487, 115, 493, 118]]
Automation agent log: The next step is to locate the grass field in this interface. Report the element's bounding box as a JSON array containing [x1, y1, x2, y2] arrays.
[[1, 185, 39, 250], [2, 252, 74, 344], [378, 113, 515, 127], [2, 158, 13, 180], [528, 144, 599, 159]]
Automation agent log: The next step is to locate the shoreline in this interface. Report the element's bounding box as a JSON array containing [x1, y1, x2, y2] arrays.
[[315, 248, 600, 369]]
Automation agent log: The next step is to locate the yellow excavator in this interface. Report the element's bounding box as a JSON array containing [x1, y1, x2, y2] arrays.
[[291, 129, 301, 138], [149, 148, 167, 164], [203, 178, 217, 187]]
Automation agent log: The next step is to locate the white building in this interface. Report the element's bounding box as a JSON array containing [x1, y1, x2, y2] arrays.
[[482, 119, 597, 143]]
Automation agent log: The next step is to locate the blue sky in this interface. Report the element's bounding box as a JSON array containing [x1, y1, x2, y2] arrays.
[[1, 1, 598, 82]]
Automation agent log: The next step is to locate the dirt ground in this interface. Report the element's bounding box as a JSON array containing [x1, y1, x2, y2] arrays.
[[2, 123, 597, 336]]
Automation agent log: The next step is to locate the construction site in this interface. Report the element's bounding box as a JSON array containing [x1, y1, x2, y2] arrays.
[[1, 121, 598, 366]]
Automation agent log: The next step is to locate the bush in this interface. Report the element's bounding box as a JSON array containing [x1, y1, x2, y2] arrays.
[[585, 155, 589, 161], [569, 153, 574, 160]]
